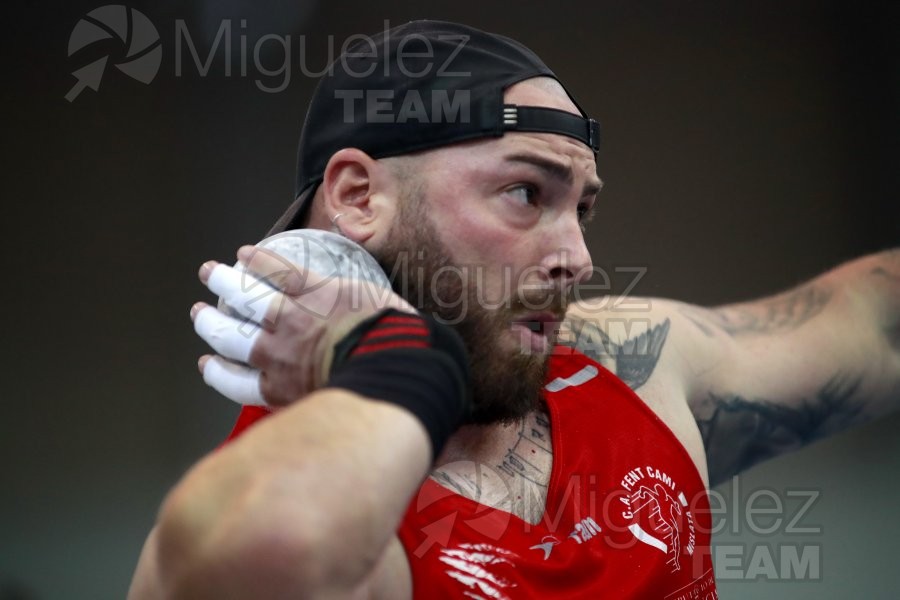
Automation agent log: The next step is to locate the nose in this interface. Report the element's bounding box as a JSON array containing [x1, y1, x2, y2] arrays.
[[541, 217, 593, 292]]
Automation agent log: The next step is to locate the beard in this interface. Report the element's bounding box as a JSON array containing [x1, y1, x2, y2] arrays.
[[371, 191, 562, 425]]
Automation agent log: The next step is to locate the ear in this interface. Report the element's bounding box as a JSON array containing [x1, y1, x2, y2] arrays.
[[320, 148, 396, 245]]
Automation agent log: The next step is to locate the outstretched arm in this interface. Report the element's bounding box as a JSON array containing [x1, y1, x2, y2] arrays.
[[566, 249, 900, 487], [682, 248, 900, 486]]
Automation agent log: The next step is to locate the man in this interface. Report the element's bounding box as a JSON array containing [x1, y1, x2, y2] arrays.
[[128, 20, 900, 599]]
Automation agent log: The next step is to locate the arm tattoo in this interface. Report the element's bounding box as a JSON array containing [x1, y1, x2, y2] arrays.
[[681, 283, 832, 338], [697, 375, 865, 487], [562, 316, 670, 390]]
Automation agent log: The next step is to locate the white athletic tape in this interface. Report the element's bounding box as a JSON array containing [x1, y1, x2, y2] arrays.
[[202, 356, 266, 406], [207, 264, 279, 324], [193, 305, 262, 364]]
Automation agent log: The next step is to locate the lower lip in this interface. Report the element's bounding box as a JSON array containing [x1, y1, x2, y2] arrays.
[[510, 323, 550, 355]]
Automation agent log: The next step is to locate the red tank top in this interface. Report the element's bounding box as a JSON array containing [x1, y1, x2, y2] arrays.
[[397, 348, 718, 599], [223, 348, 718, 599]]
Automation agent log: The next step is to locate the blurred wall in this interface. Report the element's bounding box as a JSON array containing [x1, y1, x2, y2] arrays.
[[3, 1, 898, 598]]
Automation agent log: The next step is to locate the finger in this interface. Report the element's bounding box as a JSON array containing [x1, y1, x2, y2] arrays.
[[201, 355, 266, 406], [198, 260, 217, 285], [190, 301, 206, 321], [193, 304, 263, 364], [206, 263, 285, 325], [237, 245, 331, 296]]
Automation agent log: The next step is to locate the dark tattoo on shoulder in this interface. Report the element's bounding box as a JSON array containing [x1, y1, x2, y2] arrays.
[[561, 316, 670, 391], [497, 411, 552, 487], [696, 375, 865, 487], [680, 283, 832, 339]]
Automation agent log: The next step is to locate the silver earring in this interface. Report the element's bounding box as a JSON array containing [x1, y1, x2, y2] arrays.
[[330, 213, 345, 233]]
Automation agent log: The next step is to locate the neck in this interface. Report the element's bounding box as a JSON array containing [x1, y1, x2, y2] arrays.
[[435, 419, 522, 468], [429, 408, 554, 525]]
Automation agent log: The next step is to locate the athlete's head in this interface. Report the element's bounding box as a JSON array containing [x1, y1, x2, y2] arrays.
[[271, 21, 601, 423]]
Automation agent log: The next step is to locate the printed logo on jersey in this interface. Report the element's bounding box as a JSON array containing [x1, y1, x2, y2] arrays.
[[528, 535, 561, 560], [525, 516, 603, 561], [617, 465, 696, 574], [568, 516, 602, 545], [438, 543, 518, 600], [544, 364, 599, 392], [412, 462, 512, 558]]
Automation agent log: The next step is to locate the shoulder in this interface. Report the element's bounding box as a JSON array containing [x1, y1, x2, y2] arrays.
[[562, 296, 722, 400], [561, 298, 714, 483], [563, 254, 895, 486]]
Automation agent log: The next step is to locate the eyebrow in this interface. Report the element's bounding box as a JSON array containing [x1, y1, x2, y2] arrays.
[[504, 152, 603, 198]]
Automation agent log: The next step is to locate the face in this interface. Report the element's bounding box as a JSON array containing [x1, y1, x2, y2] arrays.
[[373, 79, 600, 424]]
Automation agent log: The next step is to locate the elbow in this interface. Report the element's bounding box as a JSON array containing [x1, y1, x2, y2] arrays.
[[153, 471, 361, 599]]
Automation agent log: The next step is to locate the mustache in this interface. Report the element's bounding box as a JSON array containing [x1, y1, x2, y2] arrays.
[[508, 285, 570, 319]]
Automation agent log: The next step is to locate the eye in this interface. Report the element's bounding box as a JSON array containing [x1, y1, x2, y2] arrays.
[[577, 202, 594, 222], [504, 184, 538, 207], [577, 202, 595, 231]]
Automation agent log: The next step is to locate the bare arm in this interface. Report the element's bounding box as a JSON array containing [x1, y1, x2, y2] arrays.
[[566, 249, 900, 487], [682, 249, 900, 486], [133, 389, 424, 599], [130, 242, 467, 598]]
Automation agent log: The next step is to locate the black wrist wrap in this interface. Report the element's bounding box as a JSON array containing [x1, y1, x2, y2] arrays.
[[328, 309, 471, 459]]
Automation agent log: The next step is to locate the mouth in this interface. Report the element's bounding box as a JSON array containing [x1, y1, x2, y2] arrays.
[[510, 312, 564, 354]]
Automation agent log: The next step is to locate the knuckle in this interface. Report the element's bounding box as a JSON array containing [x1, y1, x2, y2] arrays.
[[281, 272, 312, 297], [259, 372, 287, 406], [258, 373, 276, 404], [247, 335, 272, 367]]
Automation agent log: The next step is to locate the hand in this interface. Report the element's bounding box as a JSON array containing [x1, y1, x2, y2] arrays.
[[191, 244, 413, 407]]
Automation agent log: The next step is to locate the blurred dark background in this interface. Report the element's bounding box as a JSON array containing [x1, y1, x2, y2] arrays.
[[3, 1, 898, 598]]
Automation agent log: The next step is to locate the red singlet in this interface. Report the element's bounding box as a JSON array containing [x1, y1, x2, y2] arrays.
[[224, 348, 718, 599]]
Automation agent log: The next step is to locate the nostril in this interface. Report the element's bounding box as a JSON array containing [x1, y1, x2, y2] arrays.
[[548, 266, 575, 282]]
